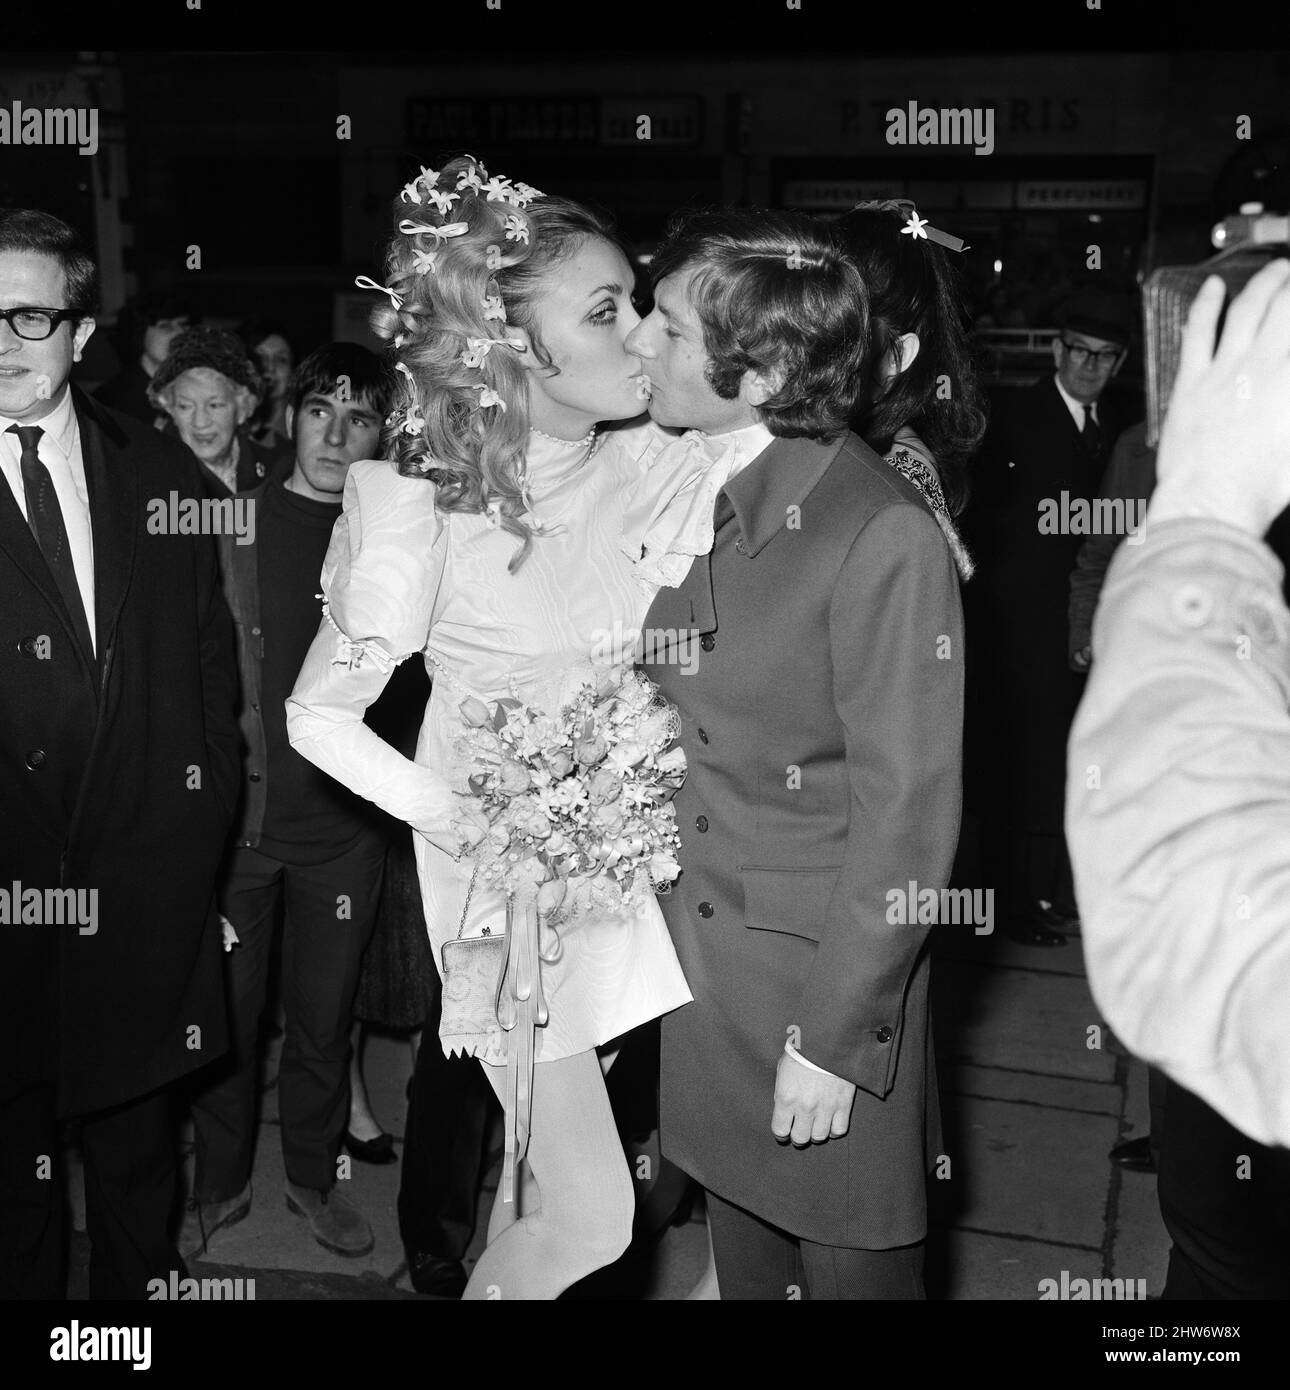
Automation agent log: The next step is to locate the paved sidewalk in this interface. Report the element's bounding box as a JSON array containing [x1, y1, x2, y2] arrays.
[[66, 847, 1171, 1299]]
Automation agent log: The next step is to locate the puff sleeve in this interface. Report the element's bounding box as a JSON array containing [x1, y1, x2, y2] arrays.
[[285, 459, 458, 851]]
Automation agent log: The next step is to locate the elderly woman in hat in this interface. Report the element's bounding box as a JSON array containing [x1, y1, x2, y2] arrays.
[[148, 325, 280, 494]]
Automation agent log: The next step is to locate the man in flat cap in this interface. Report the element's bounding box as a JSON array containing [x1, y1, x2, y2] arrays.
[[968, 288, 1136, 948]]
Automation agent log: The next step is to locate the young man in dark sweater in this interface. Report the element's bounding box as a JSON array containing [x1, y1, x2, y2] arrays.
[[180, 343, 398, 1258]]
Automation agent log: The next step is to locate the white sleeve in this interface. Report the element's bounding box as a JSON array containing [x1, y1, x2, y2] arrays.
[[1067, 517, 1290, 1147], [285, 459, 459, 852]]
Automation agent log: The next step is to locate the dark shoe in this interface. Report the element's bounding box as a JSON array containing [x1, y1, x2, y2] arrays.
[[343, 1128, 397, 1164], [1004, 912, 1068, 948], [284, 1181, 374, 1256], [406, 1250, 468, 1298], [177, 1181, 252, 1260], [1038, 900, 1082, 935], [1109, 1135, 1157, 1173]]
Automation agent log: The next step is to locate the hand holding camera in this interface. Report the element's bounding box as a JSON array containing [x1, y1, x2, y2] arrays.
[[1150, 258, 1290, 536]]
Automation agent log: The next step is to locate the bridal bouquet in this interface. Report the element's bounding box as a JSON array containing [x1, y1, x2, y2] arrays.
[[448, 666, 687, 922]]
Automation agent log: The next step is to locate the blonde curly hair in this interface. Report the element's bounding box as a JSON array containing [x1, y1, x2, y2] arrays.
[[366, 154, 620, 571]]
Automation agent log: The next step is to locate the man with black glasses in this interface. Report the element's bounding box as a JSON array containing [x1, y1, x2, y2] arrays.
[[0, 209, 239, 1298], [969, 288, 1134, 948]]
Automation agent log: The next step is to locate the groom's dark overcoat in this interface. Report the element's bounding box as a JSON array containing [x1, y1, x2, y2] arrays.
[[643, 428, 964, 1249]]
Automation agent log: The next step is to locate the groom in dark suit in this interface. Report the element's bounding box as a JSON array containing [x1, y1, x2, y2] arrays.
[[626, 210, 964, 1299], [0, 210, 240, 1298]]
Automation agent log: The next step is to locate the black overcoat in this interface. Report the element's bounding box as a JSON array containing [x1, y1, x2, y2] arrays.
[[0, 389, 239, 1116]]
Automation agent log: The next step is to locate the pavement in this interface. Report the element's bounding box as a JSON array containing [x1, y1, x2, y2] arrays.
[[64, 816, 1171, 1301]]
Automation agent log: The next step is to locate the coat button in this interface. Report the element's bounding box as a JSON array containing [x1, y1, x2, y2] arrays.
[[697, 728, 709, 744], [876, 1026, 894, 1044], [249, 771, 262, 782], [19, 637, 40, 656], [701, 634, 715, 652], [698, 901, 714, 918], [25, 748, 48, 770], [695, 815, 708, 832]]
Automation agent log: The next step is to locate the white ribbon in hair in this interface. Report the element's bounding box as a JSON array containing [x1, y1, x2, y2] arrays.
[[398, 219, 470, 247], [461, 336, 526, 368], [354, 275, 404, 310]]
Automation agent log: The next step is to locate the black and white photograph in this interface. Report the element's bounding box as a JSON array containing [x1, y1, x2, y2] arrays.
[[1, 0, 1287, 1361]]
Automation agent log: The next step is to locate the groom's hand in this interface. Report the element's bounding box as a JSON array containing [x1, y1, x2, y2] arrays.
[[771, 1051, 856, 1146]]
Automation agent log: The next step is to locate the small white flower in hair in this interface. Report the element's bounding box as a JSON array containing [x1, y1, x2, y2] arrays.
[[462, 337, 494, 369], [503, 214, 530, 245], [418, 165, 440, 189], [395, 362, 414, 380], [901, 212, 930, 241], [482, 295, 507, 322], [482, 176, 513, 202], [411, 248, 440, 275], [400, 179, 425, 205], [424, 188, 459, 215], [394, 333, 406, 348], [473, 385, 506, 411], [457, 166, 485, 192], [402, 405, 426, 436], [510, 182, 544, 207]]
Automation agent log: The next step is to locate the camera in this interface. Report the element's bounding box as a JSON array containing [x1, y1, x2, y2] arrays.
[[1142, 204, 1290, 447]]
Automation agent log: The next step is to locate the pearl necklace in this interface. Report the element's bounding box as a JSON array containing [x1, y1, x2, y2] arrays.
[[529, 425, 597, 449]]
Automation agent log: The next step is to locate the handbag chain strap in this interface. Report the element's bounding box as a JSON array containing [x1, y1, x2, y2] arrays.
[[455, 861, 483, 941]]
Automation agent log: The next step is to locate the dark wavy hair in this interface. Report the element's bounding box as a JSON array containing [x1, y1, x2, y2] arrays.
[[367, 154, 621, 572], [834, 202, 984, 514], [0, 208, 99, 317], [649, 207, 869, 441], [831, 205, 986, 516], [287, 342, 399, 421]]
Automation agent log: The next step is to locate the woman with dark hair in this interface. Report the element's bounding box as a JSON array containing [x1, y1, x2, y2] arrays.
[[286, 155, 713, 1299], [832, 200, 987, 581], [237, 316, 297, 452]]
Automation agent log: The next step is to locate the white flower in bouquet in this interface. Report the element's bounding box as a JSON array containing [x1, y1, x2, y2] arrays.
[[572, 728, 609, 767], [496, 759, 532, 795], [604, 740, 648, 775], [591, 802, 626, 838], [649, 850, 682, 884], [586, 767, 620, 806], [459, 695, 493, 728]]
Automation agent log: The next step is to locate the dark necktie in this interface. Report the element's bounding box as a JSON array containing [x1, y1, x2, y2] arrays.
[[1081, 403, 1104, 462], [7, 423, 94, 661]]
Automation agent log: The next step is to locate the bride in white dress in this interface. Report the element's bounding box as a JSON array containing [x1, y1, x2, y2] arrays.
[[286, 156, 712, 1299]]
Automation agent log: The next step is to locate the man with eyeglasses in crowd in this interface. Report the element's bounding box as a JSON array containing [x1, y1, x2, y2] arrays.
[[0, 209, 239, 1298], [967, 288, 1135, 949]]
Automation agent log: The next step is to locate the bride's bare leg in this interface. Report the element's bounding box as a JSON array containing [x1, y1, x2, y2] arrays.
[[462, 1049, 633, 1300]]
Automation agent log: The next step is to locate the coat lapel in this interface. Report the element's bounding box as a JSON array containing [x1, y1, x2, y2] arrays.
[[75, 389, 138, 674], [723, 431, 848, 558], [644, 432, 847, 644]]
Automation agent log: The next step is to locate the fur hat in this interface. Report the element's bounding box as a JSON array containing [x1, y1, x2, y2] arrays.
[[148, 325, 264, 402]]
